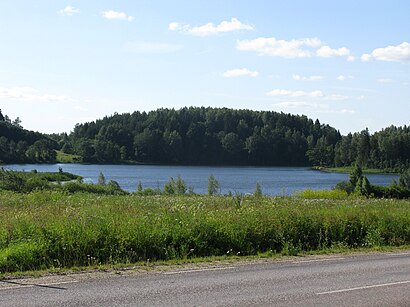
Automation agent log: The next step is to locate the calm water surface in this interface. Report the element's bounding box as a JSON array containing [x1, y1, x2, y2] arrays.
[[3, 164, 398, 196]]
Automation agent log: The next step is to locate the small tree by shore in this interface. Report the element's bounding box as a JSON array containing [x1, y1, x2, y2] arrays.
[[207, 174, 220, 196], [98, 172, 106, 186], [254, 182, 262, 197]]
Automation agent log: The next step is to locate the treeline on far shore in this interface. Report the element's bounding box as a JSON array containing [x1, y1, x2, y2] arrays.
[[1, 107, 410, 171]]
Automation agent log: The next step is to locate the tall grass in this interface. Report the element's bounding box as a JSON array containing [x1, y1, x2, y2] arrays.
[[0, 191, 409, 273], [295, 189, 350, 199]]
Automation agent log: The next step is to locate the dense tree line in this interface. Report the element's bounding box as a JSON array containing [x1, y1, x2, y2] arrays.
[[333, 126, 410, 170], [0, 109, 57, 163], [60, 107, 341, 165], [2, 107, 409, 169]]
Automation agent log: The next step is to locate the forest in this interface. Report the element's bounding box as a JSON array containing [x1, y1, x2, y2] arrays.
[[1, 107, 410, 170], [55, 107, 341, 166], [0, 109, 58, 163]]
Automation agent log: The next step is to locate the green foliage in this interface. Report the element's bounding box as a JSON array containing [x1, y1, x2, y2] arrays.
[[334, 180, 354, 194], [137, 181, 143, 193], [0, 169, 128, 195], [137, 187, 159, 196], [67, 107, 341, 166], [334, 126, 410, 171], [163, 176, 188, 195], [0, 169, 27, 192], [57, 181, 127, 195], [335, 166, 410, 199], [55, 150, 81, 163], [370, 184, 410, 199], [97, 172, 106, 186], [0, 117, 58, 163], [207, 174, 220, 196], [254, 182, 263, 197], [164, 177, 176, 195], [296, 189, 349, 200], [399, 169, 410, 189], [349, 164, 363, 188], [175, 175, 187, 195], [0, 192, 409, 273], [353, 176, 370, 197], [306, 135, 335, 167]]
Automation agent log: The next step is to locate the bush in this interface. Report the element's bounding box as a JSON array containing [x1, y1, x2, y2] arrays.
[[370, 184, 410, 199], [254, 182, 262, 197], [57, 181, 128, 195], [334, 180, 354, 194], [399, 169, 410, 189], [207, 174, 220, 196]]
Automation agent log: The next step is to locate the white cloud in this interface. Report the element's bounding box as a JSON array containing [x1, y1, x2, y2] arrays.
[[347, 56, 356, 62], [170, 18, 254, 36], [292, 74, 323, 81], [101, 10, 134, 22], [58, 6, 80, 16], [361, 53, 372, 62], [316, 45, 351, 58], [377, 78, 393, 83], [267, 88, 350, 101], [267, 89, 324, 98], [124, 41, 183, 53], [272, 101, 355, 114], [361, 42, 410, 62], [0, 86, 77, 103], [223, 68, 259, 78], [168, 22, 180, 31], [236, 37, 353, 60], [272, 101, 325, 109], [337, 75, 353, 81], [237, 37, 322, 58]]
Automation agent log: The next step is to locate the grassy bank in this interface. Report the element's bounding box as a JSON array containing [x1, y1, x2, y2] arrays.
[[55, 150, 81, 163], [0, 191, 409, 274], [313, 166, 397, 174]]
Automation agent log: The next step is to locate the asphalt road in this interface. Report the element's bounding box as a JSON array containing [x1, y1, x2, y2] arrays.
[[1, 251, 409, 306]]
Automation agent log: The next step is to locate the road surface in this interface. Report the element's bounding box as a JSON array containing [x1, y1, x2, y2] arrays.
[[1, 251, 409, 306]]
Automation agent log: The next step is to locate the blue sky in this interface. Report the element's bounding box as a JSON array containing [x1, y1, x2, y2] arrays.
[[0, 0, 409, 134]]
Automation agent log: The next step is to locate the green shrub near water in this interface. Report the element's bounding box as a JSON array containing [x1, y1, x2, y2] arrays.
[[0, 191, 409, 273]]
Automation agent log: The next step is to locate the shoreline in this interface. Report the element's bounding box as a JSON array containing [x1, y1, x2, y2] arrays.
[[312, 166, 398, 175]]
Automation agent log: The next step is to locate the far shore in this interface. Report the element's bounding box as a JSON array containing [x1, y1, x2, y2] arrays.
[[312, 166, 398, 175]]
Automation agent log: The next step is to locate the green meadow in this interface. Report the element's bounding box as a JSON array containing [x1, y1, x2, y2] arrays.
[[1, 190, 409, 274]]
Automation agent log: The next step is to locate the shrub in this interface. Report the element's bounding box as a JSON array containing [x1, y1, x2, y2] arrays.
[[254, 182, 262, 197], [207, 174, 220, 196], [334, 180, 354, 194]]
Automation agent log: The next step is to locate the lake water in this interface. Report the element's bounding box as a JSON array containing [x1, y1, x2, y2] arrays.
[[2, 164, 398, 196]]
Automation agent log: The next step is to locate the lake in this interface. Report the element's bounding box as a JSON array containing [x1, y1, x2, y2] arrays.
[[2, 164, 399, 196]]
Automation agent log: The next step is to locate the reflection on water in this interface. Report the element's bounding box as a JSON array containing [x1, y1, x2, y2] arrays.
[[3, 164, 398, 196]]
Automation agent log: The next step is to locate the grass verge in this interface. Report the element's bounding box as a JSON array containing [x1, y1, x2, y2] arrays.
[[0, 191, 409, 274]]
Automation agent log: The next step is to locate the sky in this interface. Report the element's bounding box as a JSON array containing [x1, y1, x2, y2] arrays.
[[0, 0, 409, 135]]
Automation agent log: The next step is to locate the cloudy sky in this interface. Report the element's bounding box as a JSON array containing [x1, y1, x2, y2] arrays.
[[0, 0, 409, 134]]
